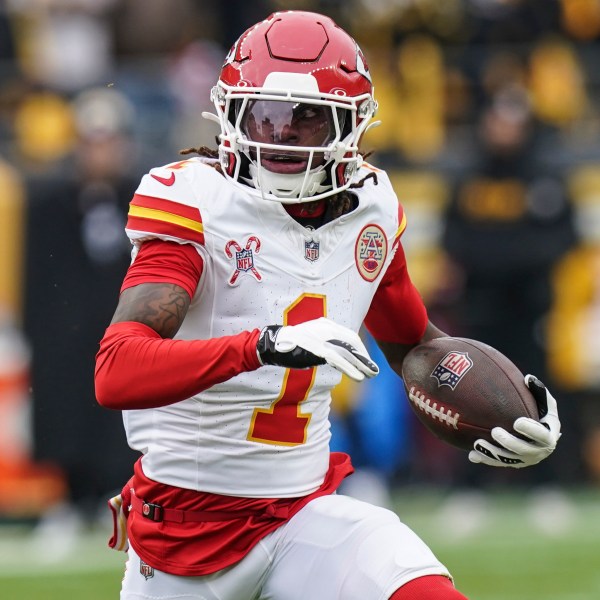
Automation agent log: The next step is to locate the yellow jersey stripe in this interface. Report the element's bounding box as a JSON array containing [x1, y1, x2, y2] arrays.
[[396, 212, 407, 238], [129, 204, 204, 234]]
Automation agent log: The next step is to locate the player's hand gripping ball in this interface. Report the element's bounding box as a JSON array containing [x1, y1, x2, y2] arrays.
[[401, 337, 540, 453]]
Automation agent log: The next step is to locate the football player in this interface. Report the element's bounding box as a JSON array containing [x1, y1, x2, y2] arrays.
[[96, 10, 561, 600]]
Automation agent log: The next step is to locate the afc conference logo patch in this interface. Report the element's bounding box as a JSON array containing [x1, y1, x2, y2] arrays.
[[355, 224, 387, 281], [431, 351, 473, 390], [224, 236, 262, 286], [304, 239, 320, 262]]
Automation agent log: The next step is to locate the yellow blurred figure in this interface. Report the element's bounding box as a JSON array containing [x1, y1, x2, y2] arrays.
[[561, 0, 600, 40], [14, 91, 76, 163], [529, 39, 587, 127]]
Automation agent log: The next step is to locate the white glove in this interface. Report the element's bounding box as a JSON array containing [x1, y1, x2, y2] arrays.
[[257, 317, 379, 381], [469, 374, 561, 468]]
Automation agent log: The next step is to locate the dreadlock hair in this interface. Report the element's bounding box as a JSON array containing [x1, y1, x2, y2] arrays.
[[179, 145, 225, 176]]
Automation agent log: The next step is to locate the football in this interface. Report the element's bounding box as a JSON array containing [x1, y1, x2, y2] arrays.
[[401, 337, 539, 451]]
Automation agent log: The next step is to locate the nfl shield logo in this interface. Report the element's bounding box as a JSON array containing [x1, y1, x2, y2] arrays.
[[235, 248, 254, 272], [140, 559, 154, 580], [304, 239, 320, 262], [431, 351, 473, 390]]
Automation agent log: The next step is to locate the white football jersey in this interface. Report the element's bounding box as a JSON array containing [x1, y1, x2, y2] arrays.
[[123, 157, 406, 497]]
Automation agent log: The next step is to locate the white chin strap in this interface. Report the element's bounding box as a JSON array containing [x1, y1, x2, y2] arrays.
[[245, 162, 329, 203]]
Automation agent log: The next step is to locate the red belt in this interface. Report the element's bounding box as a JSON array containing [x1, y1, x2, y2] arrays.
[[130, 492, 290, 523]]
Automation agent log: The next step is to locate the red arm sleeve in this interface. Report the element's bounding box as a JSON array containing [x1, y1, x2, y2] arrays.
[[95, 322, 261, 410], [364, 243, 428, 344]]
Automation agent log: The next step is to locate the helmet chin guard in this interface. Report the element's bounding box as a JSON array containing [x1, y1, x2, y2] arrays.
[[205, 11, 377, 204], [246, 160, 329, 202]]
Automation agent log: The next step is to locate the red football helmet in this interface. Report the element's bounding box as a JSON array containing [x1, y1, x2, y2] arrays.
[[206, 11, 378, 203]]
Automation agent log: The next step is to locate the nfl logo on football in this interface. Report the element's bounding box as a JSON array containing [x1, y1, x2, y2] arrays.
[[304, 239, 320, 262], [431, 351, 473, 390]]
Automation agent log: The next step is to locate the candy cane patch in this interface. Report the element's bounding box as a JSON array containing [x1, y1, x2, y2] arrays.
[[225, 236, 262, 286]]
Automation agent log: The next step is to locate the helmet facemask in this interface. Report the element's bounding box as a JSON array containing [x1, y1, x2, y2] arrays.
[[210, 77, 377, 203]]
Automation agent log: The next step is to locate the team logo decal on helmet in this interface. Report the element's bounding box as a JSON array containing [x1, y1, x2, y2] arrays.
[[204, 11, 379, 204], [355, 224, 387, 282], [225, 236, 262, 286], [355, 44, 372, 83]]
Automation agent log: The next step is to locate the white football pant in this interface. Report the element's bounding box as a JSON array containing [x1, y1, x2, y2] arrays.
[[121, 494, 450, 600]]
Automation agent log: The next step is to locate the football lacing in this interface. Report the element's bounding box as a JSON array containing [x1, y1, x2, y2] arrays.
[[408, 387, 460, 429]]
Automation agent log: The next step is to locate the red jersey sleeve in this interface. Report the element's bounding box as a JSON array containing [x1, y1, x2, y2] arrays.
[[364, 243, 428, 344], [121, 239, 203, 299], [126, 191, 205, 246]]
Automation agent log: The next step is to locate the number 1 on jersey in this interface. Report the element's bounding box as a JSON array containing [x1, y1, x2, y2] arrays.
[[248, 294, 326, 446]]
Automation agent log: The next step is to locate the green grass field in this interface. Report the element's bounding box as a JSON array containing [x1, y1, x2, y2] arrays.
[[393, 488, 600, 599], [1, 488, 599, 599]]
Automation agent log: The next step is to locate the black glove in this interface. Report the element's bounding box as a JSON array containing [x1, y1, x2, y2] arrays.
[[256, 317, 379, 381]]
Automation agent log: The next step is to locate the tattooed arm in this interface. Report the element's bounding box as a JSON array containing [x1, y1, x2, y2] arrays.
[[95, 286, 261, 410], [110, 283, 191, 338], [95, 248, 261, 410]]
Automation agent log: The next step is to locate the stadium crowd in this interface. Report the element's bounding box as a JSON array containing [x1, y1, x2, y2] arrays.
[[1, 0, 600, 526]]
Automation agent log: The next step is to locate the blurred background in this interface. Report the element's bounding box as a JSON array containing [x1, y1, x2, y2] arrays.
[[1, 0, 600, 598]]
